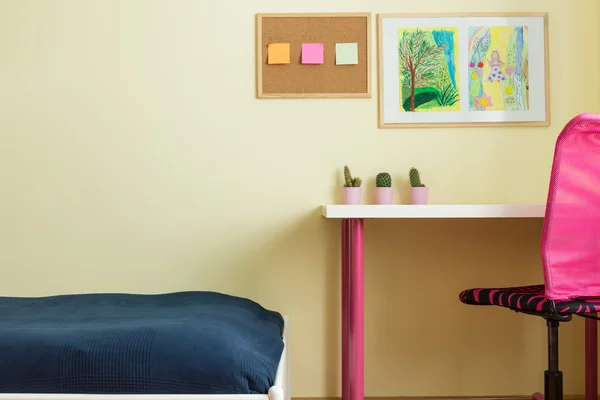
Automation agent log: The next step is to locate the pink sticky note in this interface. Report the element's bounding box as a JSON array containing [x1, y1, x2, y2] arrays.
[[302, 43, 324, 64]]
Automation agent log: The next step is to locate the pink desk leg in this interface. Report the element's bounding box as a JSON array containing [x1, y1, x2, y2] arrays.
[[585, 316, 597, 400], [341, 219, 364, 400]]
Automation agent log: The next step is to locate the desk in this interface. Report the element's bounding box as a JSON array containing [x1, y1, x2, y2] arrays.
[[321, 204, 597, 400]]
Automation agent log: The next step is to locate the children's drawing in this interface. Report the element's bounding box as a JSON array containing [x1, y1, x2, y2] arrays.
[[468, 26, 529, 111], [397, 27, 460, 112]]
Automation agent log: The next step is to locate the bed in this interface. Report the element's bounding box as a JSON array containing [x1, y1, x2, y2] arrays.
[[0, 291, 290, 400]]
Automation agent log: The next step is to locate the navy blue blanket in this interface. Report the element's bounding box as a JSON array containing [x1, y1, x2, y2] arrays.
[[0, 291, 284, 394]]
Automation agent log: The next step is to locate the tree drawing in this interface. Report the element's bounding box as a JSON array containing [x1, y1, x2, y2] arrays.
[[398, 29, 446, 111]]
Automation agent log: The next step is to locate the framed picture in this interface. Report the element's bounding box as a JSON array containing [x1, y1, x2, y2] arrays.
[[377, 13, 549, 128]]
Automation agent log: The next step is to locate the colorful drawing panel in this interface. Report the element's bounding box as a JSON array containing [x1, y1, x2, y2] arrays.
[[397, 27, 460, 113], [378, 13, 548, 127], [468, 26, 529, 112]]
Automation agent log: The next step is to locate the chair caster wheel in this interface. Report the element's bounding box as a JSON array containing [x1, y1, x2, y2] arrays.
[[531, 392, 544, 400]]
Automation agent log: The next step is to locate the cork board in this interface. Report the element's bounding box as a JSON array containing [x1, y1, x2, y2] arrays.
[[256, 13, 372, 99]]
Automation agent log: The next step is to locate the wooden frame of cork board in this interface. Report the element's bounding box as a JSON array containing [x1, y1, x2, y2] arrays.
[[256, 13, 372, 99]]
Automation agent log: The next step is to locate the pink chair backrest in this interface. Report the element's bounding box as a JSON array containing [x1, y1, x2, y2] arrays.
[[542, 113, 600, 300]]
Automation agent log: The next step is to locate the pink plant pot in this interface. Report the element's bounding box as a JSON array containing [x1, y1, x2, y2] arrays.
[[343, 187, 362, 205], [375, 187, 393, 205], [410, 187, 429, 205]]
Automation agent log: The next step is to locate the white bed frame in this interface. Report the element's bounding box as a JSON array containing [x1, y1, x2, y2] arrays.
[[0, 316, 290, 400]]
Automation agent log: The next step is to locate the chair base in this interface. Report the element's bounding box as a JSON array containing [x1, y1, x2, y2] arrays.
[[529, 319, 563, 400], [531, 315, 598, 400]]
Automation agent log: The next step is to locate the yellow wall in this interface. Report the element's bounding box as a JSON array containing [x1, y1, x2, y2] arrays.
[[1, 0, 599, 397]]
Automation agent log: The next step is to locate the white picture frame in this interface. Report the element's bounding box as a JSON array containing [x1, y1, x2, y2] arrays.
[[377, 13, 550, 128]]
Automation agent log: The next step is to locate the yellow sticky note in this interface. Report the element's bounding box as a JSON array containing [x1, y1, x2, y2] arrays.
[[268, 43, 290, 65]]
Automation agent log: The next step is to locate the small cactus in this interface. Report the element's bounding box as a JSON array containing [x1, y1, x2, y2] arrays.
[[343, 165, 362, 187], [409, 167, 425, 187], [375, 172, 392, 187]]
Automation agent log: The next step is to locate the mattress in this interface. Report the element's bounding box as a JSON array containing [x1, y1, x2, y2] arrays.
[[0, 291, 285, 395]]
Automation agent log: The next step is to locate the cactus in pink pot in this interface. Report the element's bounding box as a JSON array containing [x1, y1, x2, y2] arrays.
[[375, 172, 393, 204], [409, 167, 429, 204], [343, 165, 362, 204]]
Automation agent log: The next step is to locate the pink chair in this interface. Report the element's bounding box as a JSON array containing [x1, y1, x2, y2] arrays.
[[460, 113, 600, 400]]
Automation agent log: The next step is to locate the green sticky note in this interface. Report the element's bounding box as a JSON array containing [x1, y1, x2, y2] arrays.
[[336, 43, 359, 65]]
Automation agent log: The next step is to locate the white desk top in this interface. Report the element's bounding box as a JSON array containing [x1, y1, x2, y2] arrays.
[[321, 204, 546, 219]]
